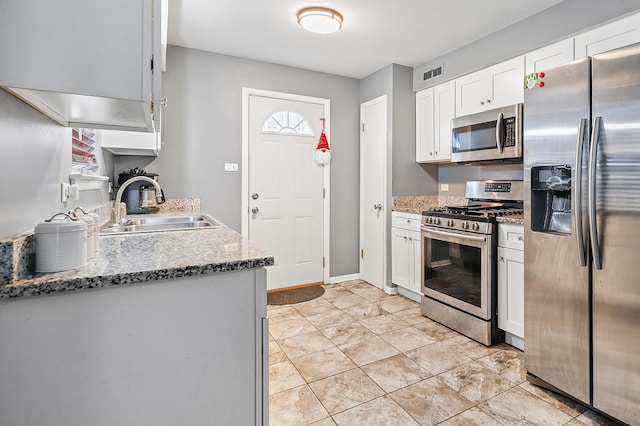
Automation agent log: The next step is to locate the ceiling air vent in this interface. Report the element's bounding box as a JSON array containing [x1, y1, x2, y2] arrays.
[[423, 64, 444, 81]]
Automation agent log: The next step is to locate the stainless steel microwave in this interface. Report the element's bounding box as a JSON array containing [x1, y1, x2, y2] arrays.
[[450, 103, 523, 163]]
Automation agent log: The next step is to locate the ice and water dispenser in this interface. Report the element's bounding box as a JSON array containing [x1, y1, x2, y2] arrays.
[[530, 165, 572, 234]]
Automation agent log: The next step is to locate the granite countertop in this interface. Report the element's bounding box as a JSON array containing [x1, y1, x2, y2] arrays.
[[496, 214, 524, 225], [392, 195, 466, 214], [0, 215, 274, 301]]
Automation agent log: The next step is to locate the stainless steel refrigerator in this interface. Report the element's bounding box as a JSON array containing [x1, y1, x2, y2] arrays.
[[524, 43, 640, 425]]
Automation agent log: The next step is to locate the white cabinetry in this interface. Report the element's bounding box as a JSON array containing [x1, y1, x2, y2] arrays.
[[391, 212, 422, 302], [455, 56, 524, 117], [0, 0, 162, 132], [498, 223, 524, 350], [101, 130, 162, 156], [575, 12, 640, 59], [416, 80, 455, 163], [525, 39, 575, 74]]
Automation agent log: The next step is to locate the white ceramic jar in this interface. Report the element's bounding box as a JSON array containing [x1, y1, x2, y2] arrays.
[[35, 213, 88, 272], [70, 207, 100, 256]]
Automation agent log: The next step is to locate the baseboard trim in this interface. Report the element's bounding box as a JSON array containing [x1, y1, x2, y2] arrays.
[[267, 281, 323, 294], [329, 273, 362, 284]]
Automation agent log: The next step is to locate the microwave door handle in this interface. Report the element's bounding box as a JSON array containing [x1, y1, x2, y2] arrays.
[[588, 116, 602, 270], [574, 118, 588, 267], [495, 112, 504, 153]]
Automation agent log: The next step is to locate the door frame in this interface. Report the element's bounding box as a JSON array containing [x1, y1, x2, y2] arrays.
[[359, 95, 389, 291], [241, 88, 331, 284]]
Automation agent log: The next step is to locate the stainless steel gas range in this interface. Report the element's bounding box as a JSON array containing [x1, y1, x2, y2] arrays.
[[421, 180, 523, 346]]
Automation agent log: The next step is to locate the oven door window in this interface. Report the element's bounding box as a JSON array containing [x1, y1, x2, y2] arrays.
[[452, 121, 497, 154], [422, 229, 490, 320]]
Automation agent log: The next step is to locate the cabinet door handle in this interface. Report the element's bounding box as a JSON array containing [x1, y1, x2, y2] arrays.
[[499, 256, 505, 261], [518, 236, 523, 241], [486, 99, 491, 104], [480, 101, 485, 106]]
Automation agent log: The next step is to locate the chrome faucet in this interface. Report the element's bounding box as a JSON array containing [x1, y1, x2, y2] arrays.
[[112, 176, 165, 224]]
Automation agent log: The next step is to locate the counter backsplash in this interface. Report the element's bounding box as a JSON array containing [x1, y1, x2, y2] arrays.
[[0, 198, 201, 286]]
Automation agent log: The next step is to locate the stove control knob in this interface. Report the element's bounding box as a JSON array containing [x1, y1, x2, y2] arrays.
[[434, 218, 441, 225], [462, 222, 469, 229], [472, 223, 480, 231], [427, 217, 433, 224]]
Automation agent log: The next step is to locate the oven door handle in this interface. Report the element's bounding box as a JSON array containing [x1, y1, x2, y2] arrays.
[[422, 227, 487, 242]]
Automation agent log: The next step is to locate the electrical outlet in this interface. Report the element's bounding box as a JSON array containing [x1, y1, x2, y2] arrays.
[[224, 163, 238, 172], [440, 183, 449, 192]]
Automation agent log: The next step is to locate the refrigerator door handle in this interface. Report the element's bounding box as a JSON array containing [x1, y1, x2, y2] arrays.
[[495, 112, 504, 153], [588, 116, 603, 270], [575, 118, 588, 267]]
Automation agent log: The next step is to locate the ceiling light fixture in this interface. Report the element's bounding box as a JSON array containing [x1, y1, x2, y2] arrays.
[[297, 7, 343, 34]]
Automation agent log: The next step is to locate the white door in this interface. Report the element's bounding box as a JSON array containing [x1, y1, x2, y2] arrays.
[[248, 95, 326, 290], [360, 96, 387, 289]]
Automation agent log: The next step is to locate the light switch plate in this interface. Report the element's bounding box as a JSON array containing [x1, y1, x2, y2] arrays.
[[440, 183, 449, 192], [61, 183, 70, 202], [224, 163, 238, 172]]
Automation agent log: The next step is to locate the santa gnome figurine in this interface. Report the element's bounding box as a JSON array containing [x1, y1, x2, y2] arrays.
[[314, 124, 331, 166]]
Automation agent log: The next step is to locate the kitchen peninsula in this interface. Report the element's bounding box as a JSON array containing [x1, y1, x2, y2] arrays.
[[0, 221, 273, 426]]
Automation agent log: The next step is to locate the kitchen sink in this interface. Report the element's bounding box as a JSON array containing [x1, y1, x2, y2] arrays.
[[101, 215, 223, 235]]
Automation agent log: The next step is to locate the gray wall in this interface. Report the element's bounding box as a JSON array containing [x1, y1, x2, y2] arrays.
[[0, 90, 112, 240], [415, 0, 640, 90], [143, 46, 361, 277], [360, 64, 438, 197], [391, 64, 438, 196]]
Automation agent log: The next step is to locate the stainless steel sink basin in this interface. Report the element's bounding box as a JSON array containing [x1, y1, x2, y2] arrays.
[[101, 215, 223, 235]]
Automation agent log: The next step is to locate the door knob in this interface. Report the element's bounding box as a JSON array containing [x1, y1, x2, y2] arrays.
[[251, 193, 259, 200], [251, 207, 259, 214], [373, 204, 382, 211]]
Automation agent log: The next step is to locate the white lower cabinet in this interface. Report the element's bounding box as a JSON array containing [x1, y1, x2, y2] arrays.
[[392, 212, 422, 302], [498, 223, 524, 350]]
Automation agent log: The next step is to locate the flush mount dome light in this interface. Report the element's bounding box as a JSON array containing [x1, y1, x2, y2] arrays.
[[297, 7, 343, 34]]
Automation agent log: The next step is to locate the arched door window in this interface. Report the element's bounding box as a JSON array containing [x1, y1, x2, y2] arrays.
[[262, 111, 314, 136]]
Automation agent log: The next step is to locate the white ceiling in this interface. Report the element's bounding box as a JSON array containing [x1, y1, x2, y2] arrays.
[[168, 0, 566, 79]]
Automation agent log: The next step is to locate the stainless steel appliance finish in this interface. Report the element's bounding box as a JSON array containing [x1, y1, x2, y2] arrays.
[[451, 103, 523, 163], [524, 58, 591, 405], [524, 43, 640, 425], [421, 180, 523, 346]]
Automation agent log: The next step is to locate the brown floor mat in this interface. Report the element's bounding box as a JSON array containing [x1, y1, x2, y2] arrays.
[[267, 285, 325, 305]]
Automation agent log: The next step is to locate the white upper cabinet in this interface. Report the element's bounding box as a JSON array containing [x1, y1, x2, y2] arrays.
[[416, 80, 455, 163], [0, 0, 162, 132], [575, 12, 640, 59], [456, 56, 524, 117], [416, 88, 435, 162], [525, 39, 575, 75], [100, 130, 161, 157]]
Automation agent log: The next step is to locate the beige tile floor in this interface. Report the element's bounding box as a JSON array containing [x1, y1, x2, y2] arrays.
[[268, 280, 621, 426]]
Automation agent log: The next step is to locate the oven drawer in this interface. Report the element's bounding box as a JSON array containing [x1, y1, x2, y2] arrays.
[[392, 212, 421, 231], [499, 223, 524, 251]]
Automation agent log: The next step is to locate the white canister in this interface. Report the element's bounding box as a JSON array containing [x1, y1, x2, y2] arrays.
[[87, 212, 101, 253], [35, 213, 88, 272], [70, 207, 100, 256]]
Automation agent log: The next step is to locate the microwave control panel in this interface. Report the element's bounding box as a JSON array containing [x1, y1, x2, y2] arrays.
[[504, 117, 516, 147]]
